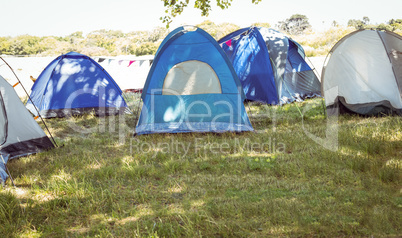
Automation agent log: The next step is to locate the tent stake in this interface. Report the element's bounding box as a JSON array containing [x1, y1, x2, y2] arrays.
[[5, 164, 15, 187]]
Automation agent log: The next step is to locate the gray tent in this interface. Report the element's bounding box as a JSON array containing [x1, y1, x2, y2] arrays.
[[322, 30, 402, 115], [0, 74, 54, 184]]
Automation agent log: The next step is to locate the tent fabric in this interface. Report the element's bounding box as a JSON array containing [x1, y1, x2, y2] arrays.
[[136, 26, 253, 135], [218, 27, 321, 105], [377, 31, 402, 96], [0, 75, 54, 183], [322, 30, 402, 116], [26, 52, 128, 118], [220, 27, 278, 104]]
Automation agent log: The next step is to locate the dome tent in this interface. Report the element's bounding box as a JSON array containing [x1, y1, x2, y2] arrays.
[[26, 52, 128, 118], [0, 74, 54, 184], [135, 26, 253, 135], [322, 30, 402, 116], [218, 27, 321, 105]]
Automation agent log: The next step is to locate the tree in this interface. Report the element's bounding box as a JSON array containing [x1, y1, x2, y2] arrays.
[[347, 17, 371, 30], [147, 27, 169, 42], [0, 37, 11, 55], [215, 22, 240, 39], [68, 31, 84, 39], [160, 0, 262, 27], [362, 16, 370, 25], [135, 42, 158, 56], [85, 30, 118, 54], [194, 21, 239, 40], [8, 35, 42, 55], [196, 20, 219, 38], [376, 23, 392, 32], [347, 19, 365, 29], [277, 14, 311, 35], [388, 19, 402, 32]]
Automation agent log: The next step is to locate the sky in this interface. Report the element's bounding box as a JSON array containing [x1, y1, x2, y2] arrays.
[[1, 0, 401, 37]]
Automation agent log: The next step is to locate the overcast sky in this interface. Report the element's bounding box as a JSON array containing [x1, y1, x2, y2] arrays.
[[1, 0, 401, 37]]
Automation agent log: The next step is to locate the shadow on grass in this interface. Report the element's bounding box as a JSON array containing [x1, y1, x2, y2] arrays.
[[1, 99, 401, 237]]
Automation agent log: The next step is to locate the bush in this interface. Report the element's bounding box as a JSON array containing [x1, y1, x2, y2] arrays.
[[292, 26, 355, 57]]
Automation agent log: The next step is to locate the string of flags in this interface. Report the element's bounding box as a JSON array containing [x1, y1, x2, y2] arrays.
[[94, 57, 153, 67]]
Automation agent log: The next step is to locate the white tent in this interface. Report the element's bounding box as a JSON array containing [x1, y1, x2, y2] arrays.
[[322, 30, 402, 115], [0, 74, 54, 184]]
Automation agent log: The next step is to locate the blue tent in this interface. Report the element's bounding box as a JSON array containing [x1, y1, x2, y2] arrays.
[[136, 26, 253, 135], [218, 27, 321, 105], [26, 52, 128, 118]]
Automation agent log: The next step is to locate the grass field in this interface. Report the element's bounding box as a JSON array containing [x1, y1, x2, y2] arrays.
[[0, 96, 401, 237]]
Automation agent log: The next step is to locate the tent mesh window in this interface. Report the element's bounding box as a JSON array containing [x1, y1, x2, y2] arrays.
[[162, 60, 222, 95]]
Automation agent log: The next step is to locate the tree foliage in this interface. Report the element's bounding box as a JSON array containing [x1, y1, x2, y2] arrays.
[[160, 0, 262, 27], [133, 42, 159, 56], [277, 14, 311, 35], [377, 19, 402, 32], [1, 16, 399, 58], [348, 17, 402, 32], [0, 27, 169, 57], [195, 20, 239, 39], [347, 16, 371, 30], [252, 22, 271, 28], [388, 19, 402, 31]]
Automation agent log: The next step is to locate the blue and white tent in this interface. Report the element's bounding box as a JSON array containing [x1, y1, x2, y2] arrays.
[[26, 52, 128, 118], [135, 26, 253, 135], [218, 27, 321, 105]]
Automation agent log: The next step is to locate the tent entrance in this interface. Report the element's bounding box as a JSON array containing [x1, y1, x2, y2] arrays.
[[162, 60, 222, 95]]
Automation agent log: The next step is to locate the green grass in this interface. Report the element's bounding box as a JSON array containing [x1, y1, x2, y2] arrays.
[[1, 97, 401, 237]]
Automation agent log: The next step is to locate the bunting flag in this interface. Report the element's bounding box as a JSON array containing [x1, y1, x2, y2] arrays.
[[225, 39, 232, 47], [128, 60, 136, 67], [95, 57, 153, 68]]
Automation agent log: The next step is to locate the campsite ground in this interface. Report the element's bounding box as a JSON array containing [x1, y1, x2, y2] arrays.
[[0, 91, 401, 237]]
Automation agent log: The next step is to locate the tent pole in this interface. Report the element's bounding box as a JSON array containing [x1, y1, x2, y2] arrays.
[[0, 57, 58, 147], [132, 95, 142, 136], [305, 56, 321, 80], [1, 155, 15, 187]]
